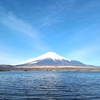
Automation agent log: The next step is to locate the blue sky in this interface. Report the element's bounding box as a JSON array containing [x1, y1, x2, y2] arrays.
[[0, 0, 100, 66]]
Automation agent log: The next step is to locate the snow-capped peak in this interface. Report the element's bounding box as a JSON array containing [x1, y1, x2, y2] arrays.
[[35, 52, 70, 61], [17, 52, 71, 65]]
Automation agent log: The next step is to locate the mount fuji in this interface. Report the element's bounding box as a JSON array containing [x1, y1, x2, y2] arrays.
[[16, 52, 86, 66]]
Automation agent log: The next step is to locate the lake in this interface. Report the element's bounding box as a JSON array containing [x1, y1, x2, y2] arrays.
[[0, 71, 100, 100]]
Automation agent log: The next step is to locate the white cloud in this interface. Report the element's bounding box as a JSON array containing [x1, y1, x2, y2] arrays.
[[39, 0, 77, 27], [1, 12, 37, 37], [0, 6, 51, 64], [0, 9, 50, 52]]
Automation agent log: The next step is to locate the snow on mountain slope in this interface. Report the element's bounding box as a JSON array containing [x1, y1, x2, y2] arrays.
[[33, 52, 71, 61], [18, 52, 71, 65], [15, 52, 85, 66]]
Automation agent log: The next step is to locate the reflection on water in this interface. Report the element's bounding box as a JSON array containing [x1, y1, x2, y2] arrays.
[[0, 71, 100, 100]]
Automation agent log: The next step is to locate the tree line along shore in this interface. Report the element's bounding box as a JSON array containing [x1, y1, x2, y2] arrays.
[[0, 65, 100, 72]]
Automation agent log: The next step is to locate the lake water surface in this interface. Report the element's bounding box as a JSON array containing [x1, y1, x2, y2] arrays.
[[0, 71, 100, 100]]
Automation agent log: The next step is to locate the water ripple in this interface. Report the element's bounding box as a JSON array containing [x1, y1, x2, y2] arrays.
[[0, 71, 100, 100]]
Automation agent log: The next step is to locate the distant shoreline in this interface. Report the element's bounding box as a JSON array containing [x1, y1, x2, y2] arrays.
[[0, 66, 100, 72]]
